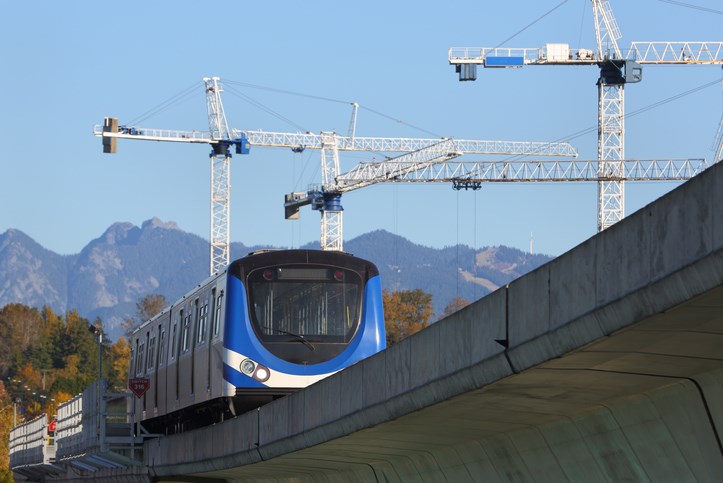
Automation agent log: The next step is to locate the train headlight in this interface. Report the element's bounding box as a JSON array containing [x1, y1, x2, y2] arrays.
[[240, 359, 256, 376], [254, 365, 270, 382]]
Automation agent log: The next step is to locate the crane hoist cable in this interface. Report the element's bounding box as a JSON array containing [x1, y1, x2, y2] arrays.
[[480, 76, 721, 167]]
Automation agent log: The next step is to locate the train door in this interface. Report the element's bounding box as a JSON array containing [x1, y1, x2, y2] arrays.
[[168, 310, 181, 411], [193, 291, 211, 400], [209, 286, 225, 398], [151, 313, 169, 415], [156, 314, 169, 417], [178, 302, 195, 408], [145, 327, 157, 417]]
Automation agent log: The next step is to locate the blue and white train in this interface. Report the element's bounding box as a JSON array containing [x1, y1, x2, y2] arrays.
[[129, 249, 385, 433]]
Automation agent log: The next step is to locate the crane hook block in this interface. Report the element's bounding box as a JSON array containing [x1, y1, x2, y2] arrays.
[[102, 117, 118, 154]]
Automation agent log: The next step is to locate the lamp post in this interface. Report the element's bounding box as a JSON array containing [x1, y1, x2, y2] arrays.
[[88, 322, 103, 382], [88, 321, 104, 451]]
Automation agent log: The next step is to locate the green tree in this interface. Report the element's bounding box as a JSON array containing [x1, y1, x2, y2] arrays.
[[0, 304, 43, 379], [382, 289, 434, 345]]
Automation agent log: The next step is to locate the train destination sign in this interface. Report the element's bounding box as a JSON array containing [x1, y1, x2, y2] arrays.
[[129, 378, 150, 398]]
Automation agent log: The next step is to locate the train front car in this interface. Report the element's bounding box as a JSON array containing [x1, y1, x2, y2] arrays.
[[223, 249, 385, 408]]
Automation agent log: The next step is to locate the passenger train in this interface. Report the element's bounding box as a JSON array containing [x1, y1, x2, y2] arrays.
[[129, 249, 385, 433]]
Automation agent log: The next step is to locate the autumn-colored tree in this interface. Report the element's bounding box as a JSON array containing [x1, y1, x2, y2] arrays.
[[0, 380, 13, 480], [440, 297, 471, 320], [109, 338, 130, 391], [122, 294, 168, 336], [382, 289, 434, 345], [137, 294, 168, 320]]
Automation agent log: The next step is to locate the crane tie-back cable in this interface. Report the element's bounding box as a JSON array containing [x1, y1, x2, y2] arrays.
[[225, 79, 444, 138], [494, 0, 569, 49], [127, 81, 202, 127], [656, 0, 723, 15]]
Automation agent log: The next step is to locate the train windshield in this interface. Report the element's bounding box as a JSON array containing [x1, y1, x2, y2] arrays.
[[247, 265, 362, 362]]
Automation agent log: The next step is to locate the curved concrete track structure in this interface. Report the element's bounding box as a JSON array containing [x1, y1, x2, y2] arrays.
[[50, 162, 723, 482]]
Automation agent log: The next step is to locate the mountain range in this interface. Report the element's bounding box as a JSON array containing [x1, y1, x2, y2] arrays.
[[0, 218, 551, 340]]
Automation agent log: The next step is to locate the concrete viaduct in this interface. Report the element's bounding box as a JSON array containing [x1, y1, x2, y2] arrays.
[[35, 161, 723, 481]]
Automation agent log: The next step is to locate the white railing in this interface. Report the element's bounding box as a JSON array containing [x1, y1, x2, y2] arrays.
[[448, 47, 542, 63], [55, 381, 103, 459], [9, 414, 55, 468]]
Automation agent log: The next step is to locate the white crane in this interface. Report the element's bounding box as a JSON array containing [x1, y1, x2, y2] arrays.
[[95, 78, 577, 272], [284, 143, 706, 251], [448, 0, 723, 231]]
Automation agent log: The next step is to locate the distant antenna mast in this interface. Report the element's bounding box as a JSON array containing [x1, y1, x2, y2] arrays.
[[529, 232, 534, 255]]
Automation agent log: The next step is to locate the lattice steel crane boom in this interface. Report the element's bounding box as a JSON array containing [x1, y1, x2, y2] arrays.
[[448, 0, 723, 231], [96, 78, 577, 268], [284, 145, 706, 250]]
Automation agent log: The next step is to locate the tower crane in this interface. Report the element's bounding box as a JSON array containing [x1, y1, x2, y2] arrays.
[[100, 77, 249, 276], [95, 78, 577, 272], [284, 142, 706, 251], [448, 0, 723, 231]]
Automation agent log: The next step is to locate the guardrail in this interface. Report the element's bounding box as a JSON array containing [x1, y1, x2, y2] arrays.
[[8, 413, 60, 480]]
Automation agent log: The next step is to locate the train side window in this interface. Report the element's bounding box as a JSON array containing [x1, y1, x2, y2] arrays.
[[147, 335, 156, 372], [170, 319, 178, 360], [213, 291, 224, 337], [197, 302, 208, 345], [132, 339, 140, 376], [158, 327, 166, 367], [136, 341, 145, 377], [181, 313, 191, 353]]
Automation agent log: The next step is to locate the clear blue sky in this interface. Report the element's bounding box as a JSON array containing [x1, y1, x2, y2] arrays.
[[1, 0, 721, 258]]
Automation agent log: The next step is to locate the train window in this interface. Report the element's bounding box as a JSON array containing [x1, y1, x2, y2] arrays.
[[213, 292, 223, 337], [132, 339, 140, 376], [247, 265, 362, 343], [136, 341, 145, 377], [197, 302, 208, 345], [181, 313, 191, 353], [170, 320, 178, 360], [147, 335, 156, 371], [158, 327, 166, 367]]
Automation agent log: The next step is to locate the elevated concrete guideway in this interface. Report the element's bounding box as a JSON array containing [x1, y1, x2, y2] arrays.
[[58, 162, 723, 482]]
